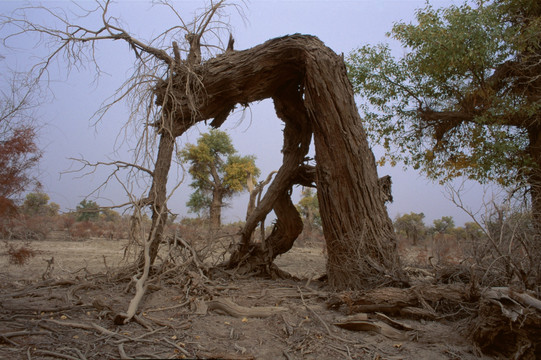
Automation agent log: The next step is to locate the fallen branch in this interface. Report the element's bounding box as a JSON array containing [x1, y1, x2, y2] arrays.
[[327, 283, 471, 316], [486, 287, 541, 312]]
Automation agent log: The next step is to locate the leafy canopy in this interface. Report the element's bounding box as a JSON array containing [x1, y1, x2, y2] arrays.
[[347, 0, 541, 187], [21, 192, 59, 216], [179, 129, 260, 215]]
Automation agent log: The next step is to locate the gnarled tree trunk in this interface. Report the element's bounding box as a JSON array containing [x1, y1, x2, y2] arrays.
[[227, 87, 312, 272], [152, 34, 403, 289], [140, 130, 175, 268]]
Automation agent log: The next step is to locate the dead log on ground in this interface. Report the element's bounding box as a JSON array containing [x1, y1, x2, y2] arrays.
[[328, 284, 541, 359]]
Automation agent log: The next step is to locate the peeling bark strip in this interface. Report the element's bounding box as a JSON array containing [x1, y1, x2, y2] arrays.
[[154, 34, 402, 289]]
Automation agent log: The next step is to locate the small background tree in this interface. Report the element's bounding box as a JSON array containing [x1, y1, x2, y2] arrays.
[[76, 199, 100, 222], [296, 187, 322, 243], [21, 192, 59, 217], [394, 212, 426, 245], [431, 216, 455, 235], [180, 129, 260, 229], [428, 216, 458, 264]]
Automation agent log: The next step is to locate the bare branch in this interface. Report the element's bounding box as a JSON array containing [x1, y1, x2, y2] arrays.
[[67, 158, 154, 177]]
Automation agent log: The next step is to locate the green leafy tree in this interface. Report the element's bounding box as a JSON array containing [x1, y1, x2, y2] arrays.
[[186, 190, 212, 217], [179, 129, 260, 229], [431, 216, 456, 235], [21, 192, 59, 216], [347, 0, 541, 218], [394, 212, 426, 245], [296, 187, 321, 235], [76, 199, 100, 222]]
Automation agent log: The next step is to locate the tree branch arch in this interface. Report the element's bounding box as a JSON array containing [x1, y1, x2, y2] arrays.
[[152, 34, 403, 289]]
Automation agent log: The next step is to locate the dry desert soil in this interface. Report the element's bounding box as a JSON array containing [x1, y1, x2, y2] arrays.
[[0, 236, 492, 359]]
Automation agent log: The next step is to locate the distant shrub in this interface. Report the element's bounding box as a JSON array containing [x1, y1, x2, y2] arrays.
[[1, 215, 54, 240], [24, 215, 55, 239], [61, 214, 76, 230], [70, 221, 103, 240], [0, 197, 18, 218], [6, 242, 36, 265], [431, 233, 462, 265]]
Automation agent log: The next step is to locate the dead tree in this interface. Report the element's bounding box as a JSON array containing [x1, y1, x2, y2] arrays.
[[154, 34, 404, 289], [3, 1, 403, 289]]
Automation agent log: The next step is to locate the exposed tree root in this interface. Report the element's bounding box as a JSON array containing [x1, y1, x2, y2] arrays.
[[195, 297, 288, 318], [334, 313, 409, 341]]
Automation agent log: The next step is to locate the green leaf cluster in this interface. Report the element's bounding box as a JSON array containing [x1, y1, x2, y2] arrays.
[[347, 0, 541, 187], [76, 199, 100, 222]]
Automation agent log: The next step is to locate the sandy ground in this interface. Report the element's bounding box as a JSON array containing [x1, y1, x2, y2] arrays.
[[0, 237, 491, 359]]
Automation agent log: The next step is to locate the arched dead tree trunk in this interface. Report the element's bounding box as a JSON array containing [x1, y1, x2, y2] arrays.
[[152, 34, 403, 289], [226, 83, 312, 273]]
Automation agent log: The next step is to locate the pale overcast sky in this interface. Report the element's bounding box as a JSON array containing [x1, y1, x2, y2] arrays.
[[1, 0, 490, 226]]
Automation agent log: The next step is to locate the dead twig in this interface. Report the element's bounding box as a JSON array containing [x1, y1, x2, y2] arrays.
[[118, 343, 131, 360], [162, 337, 191, 357], [298, 286, 359, 345], [32, 350, 80, 360], [0, 334, 19, 346], [40, 318, 124, 339], [1, 330, 51, 338], [297, 286, 331, 336]]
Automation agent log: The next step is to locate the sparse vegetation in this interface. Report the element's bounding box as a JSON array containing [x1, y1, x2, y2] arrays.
[[0, 0, 540, 359]]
